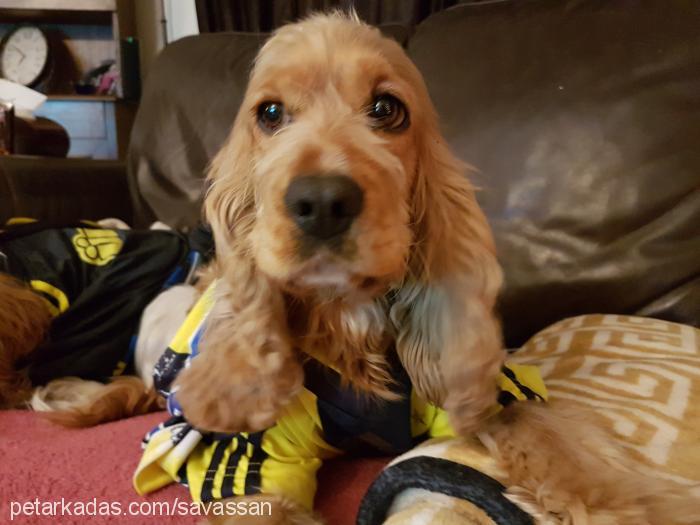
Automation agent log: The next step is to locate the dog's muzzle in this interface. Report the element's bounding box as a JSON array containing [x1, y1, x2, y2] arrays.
[[284, 174, 364, 242]]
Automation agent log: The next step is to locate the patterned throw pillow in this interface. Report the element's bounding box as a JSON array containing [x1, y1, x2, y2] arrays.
[[512, 314, 700, 494], [358, 315, 700, 525]]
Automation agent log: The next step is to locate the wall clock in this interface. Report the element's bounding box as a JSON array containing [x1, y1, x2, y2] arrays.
[[0, 25, 51, 88]]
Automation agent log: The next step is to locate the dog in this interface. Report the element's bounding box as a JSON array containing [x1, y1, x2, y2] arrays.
[[0, 219, 208, 421], [133, 11, 697, 525]]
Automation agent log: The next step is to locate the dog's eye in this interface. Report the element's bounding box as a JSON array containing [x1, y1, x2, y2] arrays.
[[257, 101, 287, 133], [367, 94, 409, 131]]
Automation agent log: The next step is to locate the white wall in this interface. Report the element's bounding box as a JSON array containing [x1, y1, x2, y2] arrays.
[[163, 0, 199, 43], [131, 0, 199, 82]]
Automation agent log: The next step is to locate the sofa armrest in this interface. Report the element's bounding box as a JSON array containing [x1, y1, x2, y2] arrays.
[[0, 155, 132, 225]]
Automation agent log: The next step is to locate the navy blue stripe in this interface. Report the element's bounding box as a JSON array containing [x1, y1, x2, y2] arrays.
[[244, 432, 267, 495], [220, 435, 247, 499], [497, 390, 518, 408], [501, 367, 544, 401]]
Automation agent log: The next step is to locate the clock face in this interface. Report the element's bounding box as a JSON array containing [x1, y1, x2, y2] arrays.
[[1, 26, 49, 87]]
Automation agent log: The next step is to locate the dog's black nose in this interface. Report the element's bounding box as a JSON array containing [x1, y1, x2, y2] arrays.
[[284, 174, 364, 241]]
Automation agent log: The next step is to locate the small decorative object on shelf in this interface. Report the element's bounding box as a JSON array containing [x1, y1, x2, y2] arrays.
[[0, 101, 14, 155], [75, 61, 119, 96]]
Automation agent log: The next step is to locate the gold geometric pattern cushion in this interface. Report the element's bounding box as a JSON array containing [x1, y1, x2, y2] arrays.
[[512, 314, 700, 494], [361, 315, 699, 525]]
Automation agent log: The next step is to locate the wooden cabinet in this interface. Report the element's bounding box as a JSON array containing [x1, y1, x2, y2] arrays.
[[0, 0, 138, 159], [34, 95, 135, 159]]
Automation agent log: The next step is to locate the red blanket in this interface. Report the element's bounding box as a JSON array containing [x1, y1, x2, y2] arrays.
[[0, 411, 388, 524]]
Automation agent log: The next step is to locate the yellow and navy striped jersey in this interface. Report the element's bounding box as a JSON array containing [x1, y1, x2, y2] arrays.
[[133, 282, 547, 510]]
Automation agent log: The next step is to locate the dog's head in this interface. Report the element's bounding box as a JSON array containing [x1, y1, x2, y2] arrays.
[[206, 12, 456, 301], [203, 12, 503, 430]]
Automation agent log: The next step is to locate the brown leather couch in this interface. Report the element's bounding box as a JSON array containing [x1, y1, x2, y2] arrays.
[[2, 0, 698, 348]]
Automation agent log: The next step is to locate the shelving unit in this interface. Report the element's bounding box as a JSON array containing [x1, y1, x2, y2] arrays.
[[0, 0, 137, 159], [47, 94, 117, 101], [0, 0, 116, 10]]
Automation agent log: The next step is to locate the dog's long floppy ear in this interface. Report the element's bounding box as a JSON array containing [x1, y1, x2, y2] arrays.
[[174, 110, 303, 433], [391, 111, 505, 435]]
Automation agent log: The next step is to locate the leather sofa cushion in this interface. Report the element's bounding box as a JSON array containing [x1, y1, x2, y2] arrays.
[[128, 32, 267, 230], [127, 2, 699, 346], [0, 156, 131, 225], [408, 0, 700, 346]]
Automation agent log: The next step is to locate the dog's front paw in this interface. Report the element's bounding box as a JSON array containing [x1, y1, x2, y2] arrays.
[[444, 387, 498, 435], [175, 347, 303, 433]]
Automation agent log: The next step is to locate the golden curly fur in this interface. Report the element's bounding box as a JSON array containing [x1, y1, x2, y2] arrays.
[[0, 273, 51, 409], [173, 12, 697, 525], [481, 402, 699, 525], [175, 10, 503, 439]]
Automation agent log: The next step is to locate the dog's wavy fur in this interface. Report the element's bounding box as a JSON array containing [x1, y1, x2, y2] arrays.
[[31, 376, 163, 427], [481, 402, 699, 525], [168, 11, 696, 525], [175, 10, 503, 438], [0, 273, 51, 409]]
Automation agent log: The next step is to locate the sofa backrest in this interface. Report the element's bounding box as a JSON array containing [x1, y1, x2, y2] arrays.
[[408, 0, 700, 345], [127, 1, 700, 345], [127, 31, 266, 230]]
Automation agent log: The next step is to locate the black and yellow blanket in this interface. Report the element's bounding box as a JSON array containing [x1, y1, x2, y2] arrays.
[[0, 219, 211, 385]]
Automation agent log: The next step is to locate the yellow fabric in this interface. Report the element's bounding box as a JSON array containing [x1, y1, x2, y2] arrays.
[[5, 217, 37, 225], [168, 284, 216, 355], [133, 282, 548, 509], [496, 363, 547, 403], [134, 428, 188, 495], [112, 360, 127, 376], [259, 390, 342, 509], [70, 227, 124, 266], [29, 279, 70, 317]]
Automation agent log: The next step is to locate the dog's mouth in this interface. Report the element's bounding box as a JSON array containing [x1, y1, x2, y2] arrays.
[[283, 254, 385, 298]]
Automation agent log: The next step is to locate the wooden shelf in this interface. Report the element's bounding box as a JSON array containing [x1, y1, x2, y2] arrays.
[[0, 0, 115, 11], [46, 94, 118, 102], [0, 8, 112, 24], [0, 0, 115, 23]]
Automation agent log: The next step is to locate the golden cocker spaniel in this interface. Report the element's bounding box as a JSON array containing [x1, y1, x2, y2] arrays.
[[175, 12, 503, 438], [169, 12, 696, 525]]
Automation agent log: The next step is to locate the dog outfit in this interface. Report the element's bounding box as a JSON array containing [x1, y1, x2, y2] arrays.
[[0, 219, 211, 385], [133, 283, 547, 510]]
